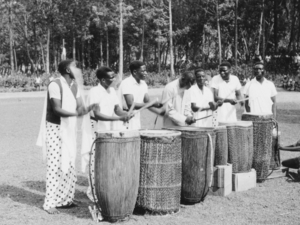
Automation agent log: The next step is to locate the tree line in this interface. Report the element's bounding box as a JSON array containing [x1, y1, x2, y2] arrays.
[[0, 0, 299, 77]]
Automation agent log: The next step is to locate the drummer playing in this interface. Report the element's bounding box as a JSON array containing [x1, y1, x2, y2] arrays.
[[189, 68, 219, 127], [161, 71, 196, 127], [211, 62, 243, 122], [82, 67, 134, 203], [244, 60, 277, 118], [118, 61, 162, 129]]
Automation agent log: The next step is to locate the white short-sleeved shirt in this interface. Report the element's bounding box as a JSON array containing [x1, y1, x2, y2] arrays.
[[244, 78, 277, 114], [87, 84, 119, 131], [211, 74, 241, 122], [190, 84, 214, 127], [48, 79, 80, 100], [119, 75, 148, 129]]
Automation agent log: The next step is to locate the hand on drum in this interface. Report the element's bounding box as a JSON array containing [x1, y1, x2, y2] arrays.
[[185, 116, 196, 125], [151, 99, 164, 108], [228, 99, 237, 105], [217, 100, 224, 107]]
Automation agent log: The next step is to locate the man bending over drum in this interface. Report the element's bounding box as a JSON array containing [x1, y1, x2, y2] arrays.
[[118, 61, 162, 129], [81, 66, 134, 203], [37, 60, 96, 214], [189, 68, 219, 127], [162, 71, 196, 127], [211, 62, 243, 123], [244, 60, 277, 117]]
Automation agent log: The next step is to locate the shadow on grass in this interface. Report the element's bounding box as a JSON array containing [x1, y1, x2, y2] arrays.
[[286, 172, 300, 182], [77, 175, 89, 187], [0, 184, 93, 220]]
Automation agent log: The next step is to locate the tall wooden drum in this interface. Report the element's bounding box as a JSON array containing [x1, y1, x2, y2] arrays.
[[219, 121, 253, 173], [137, 130, 182, 214], [94, 130, 140, 222], [213, 126, 228, 166], [241, 113, 276, 182], [165, 127, 215, 203]]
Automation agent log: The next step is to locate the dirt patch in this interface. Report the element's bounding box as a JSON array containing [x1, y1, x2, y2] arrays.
[[1, 91, 300, 225]]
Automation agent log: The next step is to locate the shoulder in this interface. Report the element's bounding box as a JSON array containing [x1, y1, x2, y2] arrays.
[[140, 80, 148, 88], [211, 75, 221, 81], [165, 79, 178, 90]]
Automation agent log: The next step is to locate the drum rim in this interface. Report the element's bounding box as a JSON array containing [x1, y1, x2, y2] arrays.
[[96, 130, 140, 138], [139, 129, 181, 137], [164, 126, 214, 131], [219, 121, 253, 127]]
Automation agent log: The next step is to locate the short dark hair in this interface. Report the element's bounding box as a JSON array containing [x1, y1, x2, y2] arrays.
[[220, 61, 231, 69], [194, 68, 204, 75], [58, 60, 73, 75], [96, 67, 113, 80], [129, 61, 145, 73]]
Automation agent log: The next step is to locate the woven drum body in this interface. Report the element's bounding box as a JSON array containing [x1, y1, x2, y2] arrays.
[[213, 126, 228, 166], [219, 121, 253, 173], [165, 127, 215, 203], [241, 113, 274, 181], [137, 130, 182, 214], [94, 130, 140, 222]]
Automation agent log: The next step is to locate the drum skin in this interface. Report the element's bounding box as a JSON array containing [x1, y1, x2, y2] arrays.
[[219, 121, 253, 173], [165, 127, 215, 203], [137, 130, 182, 213], [94, 131, 140, 222], [241, 113, 275, 182]]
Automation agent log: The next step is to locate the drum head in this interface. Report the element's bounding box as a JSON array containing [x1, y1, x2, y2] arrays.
[[97, 130, 140, 138], [140, 129, 181, 138], [219, 121, 253, 127], [165, 126, 214, 132]]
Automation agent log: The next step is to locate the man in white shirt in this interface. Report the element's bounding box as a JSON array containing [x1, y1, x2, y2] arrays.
[[189, 69, 219, 127], [118, 61, 161, 129], [83, 66, 133, 203], [162, 71, 196, 127], [211, 62, 243, 122], [244, 61, 277, 117]]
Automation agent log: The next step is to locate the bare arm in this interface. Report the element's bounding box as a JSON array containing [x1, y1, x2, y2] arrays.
[[93, 105, 132, 122], [124, 94, 148, 110], [213, 88, 236, 104]]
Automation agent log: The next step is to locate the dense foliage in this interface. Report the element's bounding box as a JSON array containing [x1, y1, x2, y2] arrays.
[[1, 0, 300, 77]]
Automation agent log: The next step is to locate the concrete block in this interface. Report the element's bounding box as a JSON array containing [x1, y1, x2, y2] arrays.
[[232, 169, 256, 192], [211, 164, 232, 188], [209, 164, 232, 197]]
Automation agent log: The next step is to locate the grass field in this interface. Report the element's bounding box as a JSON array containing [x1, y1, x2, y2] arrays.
[[1, 89, 300, 225]]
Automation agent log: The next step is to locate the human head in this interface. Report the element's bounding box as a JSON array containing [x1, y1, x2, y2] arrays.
[[179, 71, 195, 89], [253, 61, 264, 81], [129, 61, 147, 82], [193, 55, 202, 67], [195, 68, 206, 88], [219, 61, 231, 81], [96, 66, 115, 89], [58, 60, 76, 79]]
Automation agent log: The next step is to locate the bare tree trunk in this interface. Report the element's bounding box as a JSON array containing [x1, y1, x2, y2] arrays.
[[288, 0, 297, 52], [274, 0, 278, 54], [202, 25, 205, 66], [234, 0, 238, 67], [9, 0, 14, 75], [106, 25, 109, 67], [257, 10, 263, 54], [73, 37, 76, 61], [14, 47, 17, 71], [119, 0, 123, 80], [100, 34, 103, 66], [81, 36, 85, 69], [169, 0, 175, 77], [158, 38, 161, 73], [262, 0, 265, 62], [40, 41, 46, 70], [140, 0, 145, 61], [46, 28, 50, 73], [216, 0, 222, 64]]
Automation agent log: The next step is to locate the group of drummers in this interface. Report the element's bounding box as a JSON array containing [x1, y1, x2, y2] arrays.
[[37, 58, 277, 215]]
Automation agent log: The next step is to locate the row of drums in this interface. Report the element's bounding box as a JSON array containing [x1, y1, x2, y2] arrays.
[[92, 113, 279, 222]]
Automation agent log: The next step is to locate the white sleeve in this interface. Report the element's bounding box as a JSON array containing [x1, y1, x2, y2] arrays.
[[163, 86, 187, 126], [121, 80, 133, 95], [210, 77, 219, 89], [190, 86, 197, 103], [235, 77, 242, 90], [48, 82, 61, 100]]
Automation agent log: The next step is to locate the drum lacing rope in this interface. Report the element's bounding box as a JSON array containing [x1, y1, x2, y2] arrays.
[[265, 118, 280, 179], [88, 138, 102, 220]]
